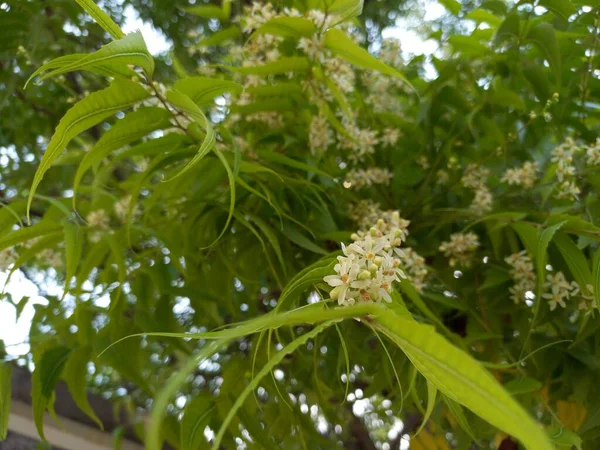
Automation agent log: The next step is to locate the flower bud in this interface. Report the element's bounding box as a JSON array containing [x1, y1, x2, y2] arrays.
[[358, 270, 371, 280], [368, 263, 378, 274], [373, 256, 382, 267], [351, 233, 360, 241], [329, 285, 342, 300], [369, 227, 378, 237]]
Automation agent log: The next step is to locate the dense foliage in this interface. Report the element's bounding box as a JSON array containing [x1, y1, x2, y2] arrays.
[[1, 0, 600, 449]]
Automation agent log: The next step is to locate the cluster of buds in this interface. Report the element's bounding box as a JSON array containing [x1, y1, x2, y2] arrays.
[[324, 212, 409, 306], [505, 250, 536, 304], [551, 138, 581, 200], [461, 164, 493, 214], [344, 168, 393, 190]]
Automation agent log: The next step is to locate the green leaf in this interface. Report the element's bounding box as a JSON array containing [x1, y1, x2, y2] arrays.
[[536, 221, 566, 287], [465, 8, 501, 26], [0, 362, 11, 440], [282, 223, 328, 255], [27, 79, 150, 220], [522, 60, 552, 102], [0, 221, 63, 252], [209, 148, 236, 248], [148, 340, 225, 450], [547, 425, 582, 449], [448, 35, 490, 55], [593, 248, 600, 310], [254, 17, 315, 38], [63, 221, 83, 298], [328, 0, 364, 24], [553, 232, 593, 294], [219, 56, 310, 75], [184, 5, 228, 21], [526, 23, 561, 86], [63, 346, 103, 429], [374, 312, 553, 450], [495, 13, 520, 44], [276, 257, 336, 310], [324, 29, 413, 89], [198, 26, 242, 46], [163, 89, 216, 180], [32, 346, 72, 440], [174, 77, 243, 106], [443, 396, 480, 444], [24, 54, 137, 82], [415, 380, 437, 435], [504, 377, 543, 395], [539, 0, 576, 21], [511, 222, 540, 256], [181, 394, 214, 450], [26, 31, 154, 87], [438, 0, 461, 15], [212, 322, 334, 450], [74, 0, 125, 40], [73, 107, 172, 201]]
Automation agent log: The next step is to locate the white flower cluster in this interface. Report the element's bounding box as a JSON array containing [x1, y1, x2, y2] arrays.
[[241, 2, 299, 33], [399, 247, 428, 293], [586, 138, 600, 166], [38, 248, 63, 268], [461, 164, 493, 215], [324, 212, 408, 306], [379, 38, 403, 68], [87, 210, 110, 243], [501, 161, 538, 189], [324, 57, 356, 93], [380, 128, 401, 147], [114, 196, 141, 223], [437, 169, 450, 185], [542, 271, 578, 311], [246, 111, 284, 128], [309, 115, 334, 154], [345, 168, 393, 190], [416, 155, 430, 170], [439, 232, 480, 267], [551, 138, 581, 200], [338, 122, 379, 161], [505, 250, 536, 304], [0, 247, 16, 271], [363, 72, 404, 113]]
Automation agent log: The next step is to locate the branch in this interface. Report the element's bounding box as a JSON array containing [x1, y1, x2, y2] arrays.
[[14, 89, 57, 118]]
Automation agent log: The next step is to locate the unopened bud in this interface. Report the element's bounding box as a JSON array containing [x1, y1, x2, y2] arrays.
[[329, 285, 342, 300], [358, 270, 371, 280], [368, 263, 378, 274]]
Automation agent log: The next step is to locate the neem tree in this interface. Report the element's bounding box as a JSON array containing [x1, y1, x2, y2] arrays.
[[0, 0, 599, 448]]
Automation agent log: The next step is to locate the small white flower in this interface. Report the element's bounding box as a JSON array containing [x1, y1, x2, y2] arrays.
[[439, 232, 480, 267]]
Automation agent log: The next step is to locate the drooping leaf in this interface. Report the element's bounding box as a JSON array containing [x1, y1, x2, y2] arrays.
[[73, 106, 172, 201], [26, 31, 154, 87], [0, 362, 11, 440], [374, 312, 553, 450], [539, 0, 576, 21], [74, 0, 125, 40], [197, 26, 242, 46], [495, 13, 520, 44], [593, 247, 600, 310], [163, 89, 216, 180], [553, 232, 593, 294], [32, 346, 72, 440], [504, 377, 543, 395], [527, 23, 561, 86], [254, 17, 316, 38], [0, 221, 63, 252], [438, 0, 461, 15], [174, 77, 243, 106], [63, 221, 84, 297], [27, 79, 150, 220], [282, 222, 328, 255], [328, 0, 364, 24], [184, 5, 228, 21], [63, 346, 103, 429]]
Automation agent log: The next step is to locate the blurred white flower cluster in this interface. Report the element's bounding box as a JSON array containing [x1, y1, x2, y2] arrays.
[[399, 247, 428, 293], [439, 232, 480, 267], [501, 161, 538, 189], [505, 250, 536, 304], [87, 210, 110, 243], [345, 168, 393, 190], [0, 247, 16, 271], [324, 211, 408, 306], [551, 137, 580, 200], [461, 164, 492, 214], [542, 271, 578, 311], [309, 115, 334, 154]]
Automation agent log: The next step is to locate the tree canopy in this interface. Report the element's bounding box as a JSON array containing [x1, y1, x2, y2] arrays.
[[1, 0, 600, 449]]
